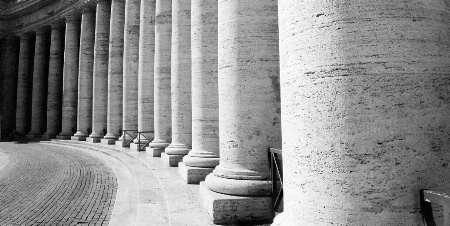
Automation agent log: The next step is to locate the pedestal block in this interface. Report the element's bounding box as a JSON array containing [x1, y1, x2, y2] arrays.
[[178, 162, 214, 184], [161, 152, 184, 167], [86, 137, 102, 143], [130, 143, 147, 151], [199, 182, 272, 224], [145, 147, 164, 157], [71, 136, 86, 141], [55, 135, 72, 140], [101, 138, 116, 144]]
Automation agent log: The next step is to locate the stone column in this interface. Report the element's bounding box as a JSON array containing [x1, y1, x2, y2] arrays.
[[274, 1, 450, 225], [117, 0, 140, 147], [57, 14, 81, 139], [15, 33, 32, 135], [163, 0, 191, 166], [200, 0, 280, 224], [130, 0, 155, 151], [102, 0, 125, 144], [146, 0, 171, 156], [42, 24, 64, 140], [73, 7, 96, 141], [179, 0, 219, 183], [28, 30, 48, 138], [88, 0, 111, 143], [0, 36, 19, 140]]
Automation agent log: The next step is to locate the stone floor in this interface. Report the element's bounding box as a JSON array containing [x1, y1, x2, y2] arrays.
[[0, 141, 274, 226]]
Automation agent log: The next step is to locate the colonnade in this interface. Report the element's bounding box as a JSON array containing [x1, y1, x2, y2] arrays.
[[1, 0, 450, 225]]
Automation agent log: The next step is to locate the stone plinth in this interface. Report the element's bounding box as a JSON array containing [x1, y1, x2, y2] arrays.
[[149, 0, 172, 150], [145, 147, 164, 157], [101, 138, 116, 145], [130, 143, 147, 152], [59, 15, 81, 137], [161, 152, 184, 167], [71, 136, 86, 141], [44, 24, 64, 138], [199, 182, 272, 224], [74, 8, 95, 139], [15, 34, 32, 134], [104, 0, 125, 141], [90, 0, 111, 140], [178, 162, 214, 184], [55, 135, 71, 140], [86, 137, 102, 143]]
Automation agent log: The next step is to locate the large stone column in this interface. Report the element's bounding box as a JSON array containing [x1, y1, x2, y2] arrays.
[[179, 0, 219, 183], [117, 0, 140, 147], [42, 24, 64, 140], [163, 0, 191, 166], [102, 0, 125, 144], [130, 0, 155, 151], [57, 14, 81, 139], [73, 7, 96, 141], [274, 1, 450, 225], [0, 35, 19, 140], [88, 0, 111, 143], [200, 0, 280, 224], [28, 30, 48, 138], [15, 33, 32, 135], [146, 0, 171, 156]]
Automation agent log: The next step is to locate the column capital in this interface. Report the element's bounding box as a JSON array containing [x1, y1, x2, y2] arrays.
[[50, 22, 64, 30], [18, 32, 32, 40], [65, 13, 80, 23], [35, 29, 47, 36], [96, 0, 110, 3], [81, 6, 95, 14]]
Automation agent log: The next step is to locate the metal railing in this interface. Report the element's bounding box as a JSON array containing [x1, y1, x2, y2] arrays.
[[420, 189, 450, 226], [135, 131, 154, 152], [269, 147, 283, 215], [121, 130, 138, 147]]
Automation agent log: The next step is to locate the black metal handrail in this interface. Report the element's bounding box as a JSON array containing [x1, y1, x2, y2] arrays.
[[269, 147, 283, 216], [420, 189, 450, 226], [135, 131, 154, 152], [121, 130, 138, 147]]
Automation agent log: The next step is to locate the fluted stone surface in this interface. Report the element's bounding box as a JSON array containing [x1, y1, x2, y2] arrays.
[[136, 0, 155, 143], [104, 0, 125, 140], [277, 1, 450, 225], [205, 0, 280, 196], [165, 0, 191, 157], [90, 0, 111, 139], [43, 25, 64, 137], [1, 36, 19, 139], [59, 15, 80, 137], [148, 0, 171, 151], [122, 0, 140, 139], [29, 31, 48, 137], [183, 0, 219, 169], [15, 34, 32, 134], [74, 9, 96, 138]]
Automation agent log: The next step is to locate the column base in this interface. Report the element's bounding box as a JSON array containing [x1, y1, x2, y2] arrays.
[[26, 134, 41, 139], [101, 138, 116, 145], [178, 162, 214, 184], [270, 212, 287, 226], [161, 152, 184, 167], [86, 137, 102, 143], [130, 143, 148, 151], [55, 135, 71, 140], [199, 182, 273, 224], [71, 136, 86, 141], [145, 147, 164, 157], [115, 140, 125, 147], [40, 134, 56, 141]]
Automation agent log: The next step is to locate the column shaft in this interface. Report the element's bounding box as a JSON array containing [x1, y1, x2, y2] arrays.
[[277, 0, 450, 225], [74, 9, 96, 139], [0, 36, 19, 140], [15, 34, 32, 134], [165, 0, 192, 161], [147, 0, 171, 152], [103, 0, 125, 141], [89, 0, 111, 140], [122, 0, 140, 141], [58, 15, 81, 138], [135, 0, 155, 144], [43, 25, 64, 139], [28, 31, 48, 137]]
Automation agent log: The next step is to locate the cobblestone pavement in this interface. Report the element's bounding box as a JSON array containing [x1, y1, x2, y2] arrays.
[[0, 142, 118, 226]]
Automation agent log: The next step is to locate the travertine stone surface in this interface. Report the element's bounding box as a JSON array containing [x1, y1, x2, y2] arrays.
[[183, 0, 219, 169], [15, 33, 32, 134], [0, 36, 19, 138], [74, 8, 96, 138], [278, 1, 450, 225], [43, 24, 64, 137], [89, 0, 111, 139], [135, 0, 155, 144], [28, 30, 48, 137], [178, 162, 214, 184], [165, 0, 191, 158], [122, 0, 140, 138], [59, 15, 80, 137], [205, 0, 280, 197], [104, 0, 125, 140], [148, 0, 171, 150]]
